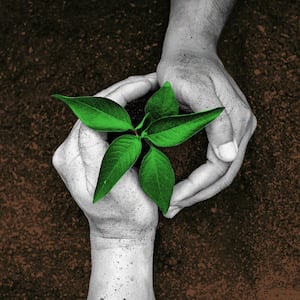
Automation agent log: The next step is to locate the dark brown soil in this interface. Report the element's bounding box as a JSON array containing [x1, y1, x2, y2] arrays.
[[0, 0, 299, 299]]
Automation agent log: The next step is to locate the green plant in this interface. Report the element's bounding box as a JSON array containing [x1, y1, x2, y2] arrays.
[[52, 82, 224, 214]]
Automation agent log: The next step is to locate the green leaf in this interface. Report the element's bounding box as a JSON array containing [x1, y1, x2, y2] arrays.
[[93, 134, 142, 202], [135, 112, 151, 131], [52, 94, 133, 132], [142, 107, 224, 147], [145, 81, 179, 120], [139, 146, 175, 214]]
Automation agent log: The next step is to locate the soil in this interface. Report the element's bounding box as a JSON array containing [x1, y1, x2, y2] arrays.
[[0, 0, 299, 299]]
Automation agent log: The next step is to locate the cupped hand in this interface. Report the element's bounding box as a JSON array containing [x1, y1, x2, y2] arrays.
[[52, 74, 159, 241], [157, 53, 257, 218]]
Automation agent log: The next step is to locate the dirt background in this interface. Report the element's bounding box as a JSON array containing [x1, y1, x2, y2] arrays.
[[0, 0, 299, 299]]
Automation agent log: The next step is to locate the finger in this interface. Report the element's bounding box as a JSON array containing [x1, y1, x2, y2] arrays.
[[94, 75, 149, 97], [171, 143, 230, 204], [94, 73, 157, 98], [164, 205, 181, 219], [144, 72, 158, 87], [56, 122, 108, 212], [79, 74, 158, 192], [188, 84, 237, 163], [74, 74, 158, 199], [78, 122, 109, 195], [213, 70, 253, 142], [170, 81, 255, 206], [221, 70, 249, 106], [105, 75, 158, 107], [52, 120, 82, 170], [175, 115, 256, 208], [53, 120, 91, 202]]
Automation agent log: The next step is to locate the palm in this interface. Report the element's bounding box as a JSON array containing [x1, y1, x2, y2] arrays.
[[76, 127, 159, 240], [157, 54, 256, 217], [52, 74, 159, 238]]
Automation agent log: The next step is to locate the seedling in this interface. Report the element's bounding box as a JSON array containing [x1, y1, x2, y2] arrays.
[[52, 82, 224, 214]]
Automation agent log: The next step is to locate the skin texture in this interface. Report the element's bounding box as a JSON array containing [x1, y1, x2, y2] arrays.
[[52, 1, 257, 297], [52, 74, 158, 300], [157, 0, 257, 218]]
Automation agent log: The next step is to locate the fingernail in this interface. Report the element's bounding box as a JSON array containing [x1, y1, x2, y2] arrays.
[[217, 141, 238, 162]]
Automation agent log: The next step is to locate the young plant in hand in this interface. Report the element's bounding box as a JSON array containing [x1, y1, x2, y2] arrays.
[[52, 82, 224, 214]]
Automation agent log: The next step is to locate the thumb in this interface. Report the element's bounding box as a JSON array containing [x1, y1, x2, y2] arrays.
[[188, 88, 238, 163], [206, 109, 238, 162], [105, 75, 157, 106]]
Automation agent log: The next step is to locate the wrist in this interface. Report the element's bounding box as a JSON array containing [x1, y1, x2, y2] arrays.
[[88, 233, 156, 300], [90, 230, 156, 250], [160, 27, 217, 62], [160, 0, 235, 60]]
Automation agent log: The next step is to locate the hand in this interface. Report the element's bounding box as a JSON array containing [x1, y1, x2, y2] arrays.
[[52, 75, 159, 299], [52, 73, 159, 242], [157, 52, 257, 218]]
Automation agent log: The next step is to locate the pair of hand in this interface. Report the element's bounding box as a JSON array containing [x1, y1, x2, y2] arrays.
[[52, 52, 256, 241]]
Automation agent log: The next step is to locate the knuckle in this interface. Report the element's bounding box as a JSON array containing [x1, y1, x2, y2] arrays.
[[243, 108, 252, 123], [244, 110, 258, 135], [127, 75, 140, 80], [52, 145, 65, 170], [238, 107, 254, 131], [252, 114, 258, 130]]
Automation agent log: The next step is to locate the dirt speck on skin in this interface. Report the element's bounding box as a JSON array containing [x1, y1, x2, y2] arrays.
[[0, 0, 299, 299]]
